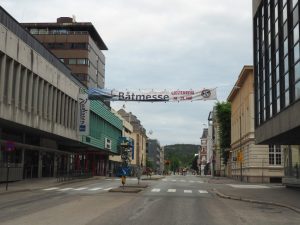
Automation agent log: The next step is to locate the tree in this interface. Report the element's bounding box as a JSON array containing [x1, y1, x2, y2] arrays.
[[215, 101, 231, 164], [170, 157, 180, 172]]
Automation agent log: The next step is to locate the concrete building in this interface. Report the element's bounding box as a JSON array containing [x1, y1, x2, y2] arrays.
[[199, 128, 208, 175], [228, 66, 283, 182], [147, 139, 163, 174], [22, 17, 107, 88], [110, 110, 136, 175], [0, 7, 122, 181], [117, 109, 147, 170], [253, 0, 300, 186], [208, 108, 225, 176]]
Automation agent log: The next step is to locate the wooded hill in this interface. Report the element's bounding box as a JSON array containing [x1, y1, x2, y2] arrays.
[[164, 144, 199, 167]]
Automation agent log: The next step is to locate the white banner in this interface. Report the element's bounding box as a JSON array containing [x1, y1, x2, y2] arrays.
[[88, 88, 217, 102], [78, 94, 90, 136]]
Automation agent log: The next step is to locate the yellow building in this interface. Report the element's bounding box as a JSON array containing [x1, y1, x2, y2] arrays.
[[227, 66, 283, 182]]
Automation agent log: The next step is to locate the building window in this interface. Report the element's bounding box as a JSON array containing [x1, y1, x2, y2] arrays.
[[68, 59, 76, 65], [269, 145, 282, 165]]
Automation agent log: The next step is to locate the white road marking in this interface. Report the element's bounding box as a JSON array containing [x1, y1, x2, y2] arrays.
[[43, 187, 59, 191], [172, 180, 177, 182], [104, 187, 113, 191], [189, 180, 195, 183], [197, 181, 204, 183], [184, 190, 192, 194], [162, 179, 168, 181], [59, 188, 74, 191], [151, 188, 161, 192], [73, 187, 88, 191], [89, 187, 103, 191], [180, 180, 185, 182], [228, 184, 270, 189], [167, 189, 176, 193], [198, 190, 208, 194]]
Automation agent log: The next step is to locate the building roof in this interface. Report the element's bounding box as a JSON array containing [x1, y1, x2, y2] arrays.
[[227, 65, 253, 102], [21, 17, 108, 50]]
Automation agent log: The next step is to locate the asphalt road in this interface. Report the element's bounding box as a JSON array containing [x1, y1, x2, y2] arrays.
[[0, 175, 300, 225]]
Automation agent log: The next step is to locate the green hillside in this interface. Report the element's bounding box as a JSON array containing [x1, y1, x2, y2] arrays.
[[164, 144, 199, 168]]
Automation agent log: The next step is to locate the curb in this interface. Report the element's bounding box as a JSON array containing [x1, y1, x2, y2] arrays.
[[213, 189, 300, 214]]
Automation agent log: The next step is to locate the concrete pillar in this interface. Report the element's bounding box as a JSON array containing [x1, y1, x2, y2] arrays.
[[0, 54, 6, 103], [53, 153, 58, 177], [38, 152, 43, 178]]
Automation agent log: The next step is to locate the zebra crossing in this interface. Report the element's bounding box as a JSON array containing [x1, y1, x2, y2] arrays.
[[43, 186, 115, 192], [150, 188, 208, 194], [162, 179, 204, 184]]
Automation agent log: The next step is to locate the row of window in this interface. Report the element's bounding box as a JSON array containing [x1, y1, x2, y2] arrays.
[[60, 58, 90, 65], [0, 53, 78, 130], [254, 0, 300, 127]]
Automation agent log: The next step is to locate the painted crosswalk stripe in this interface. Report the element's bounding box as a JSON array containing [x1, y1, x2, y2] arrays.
[[172, 180, 176, 182], [167, 189, 176, 193], [59, 188, 74, 191], [151, 188, 161, 192], [180, 180, 185, 182], [43, 187, 59, 191], [198, 190, 208, 194], [162, 179, 168, 181], [73, 187, 88, 191], [184, 190, 192, 193], [197, 181, 204, 183], [89, 187, 103, 191], [189, 181, 195, 183], [104, 187, 113, 191]]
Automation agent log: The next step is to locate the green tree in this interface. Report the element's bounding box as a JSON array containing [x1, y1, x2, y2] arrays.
[[170, 157, 180, 172], [215, 101, 231, 164], [191, 155, 198, 171]]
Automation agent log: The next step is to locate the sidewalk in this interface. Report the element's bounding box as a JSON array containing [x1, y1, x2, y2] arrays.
[[208, 176, 300, 213], [0, 176, 106, 195]]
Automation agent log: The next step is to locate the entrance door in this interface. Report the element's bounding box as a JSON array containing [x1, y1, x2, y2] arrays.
[[42, 152, 54, 177], [23, 150, 39, 179]]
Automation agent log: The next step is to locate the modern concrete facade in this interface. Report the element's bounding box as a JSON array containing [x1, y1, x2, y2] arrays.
[[228, 66, 283, 182], [0, 7, 122, 181], [253, 0, 300, 186], [22, 17, 107, 89]]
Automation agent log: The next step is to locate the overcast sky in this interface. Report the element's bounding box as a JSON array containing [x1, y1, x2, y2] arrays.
[[1, 0, 253, 146]]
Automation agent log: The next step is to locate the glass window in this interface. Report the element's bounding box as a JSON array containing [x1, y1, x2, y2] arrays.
[[285, 73, 289, 90], [68, 59, 76, 64], [277, 98, 281, 112], [276, 50, 279, 66], [283, 22, 288, 39], [77, 59, 87, 65], [269, 145, 282, 165], [294, 6, 299, 27], [270, 103, 273, 117], [285, 90, 290, 107], [284, 56, 289, 73], [276, 66, 280, 81], [294, 24, 299, 45], [294, 43, 300, 63], [296, 81, 300, 100], [276, 82, 280, 97], [275, 5, 278, 20], [295, 61, 300, 81], [283, 6, 287, 22], [284, 38, 288, 56], [275, 20, 278, 35], [269, 89, 273, 103], [293, 0, 298, 8]]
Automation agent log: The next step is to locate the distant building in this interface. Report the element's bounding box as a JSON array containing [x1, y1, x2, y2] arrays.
[[147, 139, 163, 173], [22, 17, 107, 88], [199, 128, 208, 175], [117, 109, 147, 169], [253, 0, 300, 186], [227, 66, 283, 182]]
